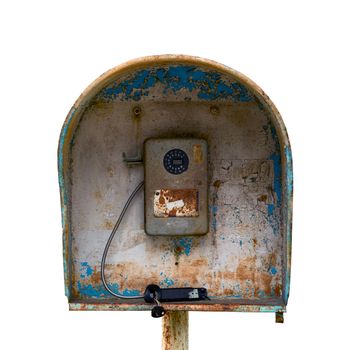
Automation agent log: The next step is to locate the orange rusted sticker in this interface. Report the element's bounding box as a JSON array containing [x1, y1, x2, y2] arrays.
[[193, 144, 203, 163], [154, 189, 199, 217]]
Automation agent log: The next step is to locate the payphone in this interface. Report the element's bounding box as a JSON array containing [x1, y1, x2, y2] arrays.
[[144, 138, 208, 236], [101, 138, 210, 316], [58, 55, 293, 324]]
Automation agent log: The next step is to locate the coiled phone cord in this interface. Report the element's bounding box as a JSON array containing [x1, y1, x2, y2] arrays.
[[101, 181, 145, 299]]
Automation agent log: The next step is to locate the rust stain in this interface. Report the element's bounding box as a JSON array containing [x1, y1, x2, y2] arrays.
[[76, 253, 279, 299], [89, 268, 102, 285], [202, 256, 276, 298], [258, 194, 267, 202], [193, 144, 203, 163], [107, 166, 114, 177], [162, 311, 188, 350], [213, 179, 223, 188], [104, 203, 113, 211], [104, 220, 114, 230], [70, 302, 286, 313], [269, 252, 277, 267], [234, 256, 273, 296], [71, 276, 79, 298], [106, 263, 159, 291], [274, 283, 282, 297], [87, 98, 114, 118], [131, 105, 142, 142], [94, 190, 103, 200], [154, 189, 198, 217], [168, 208, 177, 217], [158, 194, 165, 205], [174, 246, 183, 257], [190, 258, 208, 267]]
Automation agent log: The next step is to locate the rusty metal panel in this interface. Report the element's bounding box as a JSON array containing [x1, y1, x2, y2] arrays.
[[69, 300, 286, 312], [145, 138, 208, 235], [154, 189, 199, 218], [58, 55, 293, 313], [162, 311, 188, 350]]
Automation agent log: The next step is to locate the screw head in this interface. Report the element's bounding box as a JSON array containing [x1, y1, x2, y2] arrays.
[[133, 106, 142, 117]]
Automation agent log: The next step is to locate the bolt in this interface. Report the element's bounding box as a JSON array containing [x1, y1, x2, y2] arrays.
[[133, 106, 142, 117]]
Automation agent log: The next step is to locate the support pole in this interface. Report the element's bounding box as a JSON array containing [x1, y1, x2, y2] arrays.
[[162, 311, 189, 350]]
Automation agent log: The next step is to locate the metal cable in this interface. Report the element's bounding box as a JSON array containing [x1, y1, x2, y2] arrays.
[[101, 181, 144, 299]]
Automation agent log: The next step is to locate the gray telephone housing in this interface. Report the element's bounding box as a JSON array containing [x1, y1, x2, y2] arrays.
[[144, 138, 208, 236]]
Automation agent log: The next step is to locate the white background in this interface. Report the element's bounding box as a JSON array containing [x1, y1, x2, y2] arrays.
[[1, 1, 349, 349]]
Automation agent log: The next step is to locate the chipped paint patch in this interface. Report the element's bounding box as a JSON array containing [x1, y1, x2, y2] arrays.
[[172, 237, 193, 257], [284, 145, 293, 303], [285, 146, 293, 195], [209, 204, 218, 231], [269, 266, 277, 275], [97, 66, 253, 102], [160, 272, 175, 287], [77, 281, 141, 298], [267, 204, 275, 216], [269, 153, 282, 207], [69, 301, 286, 313], [80, 262, 94, 278]]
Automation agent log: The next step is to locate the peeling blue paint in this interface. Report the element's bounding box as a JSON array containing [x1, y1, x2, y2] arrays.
[[209, 204, 218, 231], [173, 237, 193, 256], [285, 146, 293, 195], [263, 122, 282, 237], [258, 290, 266, 297], [268, 123, 282, 207], [267, 204, 274, 216], [284, 145, 293, 303], [77, 282, 102, 298], [80, 262, 93, 277], [162, 277, 174, 287], [97, 66, 253, 102], [269, 266, 277, 275], [160, 272, 175, 287], [269, 153, 282, 206], [77, 281, 141, 298]]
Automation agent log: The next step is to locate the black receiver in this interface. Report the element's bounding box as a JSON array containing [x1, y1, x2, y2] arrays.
[[144, 284, 209, 318]]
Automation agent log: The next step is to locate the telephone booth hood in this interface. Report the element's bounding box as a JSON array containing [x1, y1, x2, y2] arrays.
[[58, 55, 293, 312]]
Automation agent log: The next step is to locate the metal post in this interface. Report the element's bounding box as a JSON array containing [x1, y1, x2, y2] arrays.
[[162, 311, 189, 350]]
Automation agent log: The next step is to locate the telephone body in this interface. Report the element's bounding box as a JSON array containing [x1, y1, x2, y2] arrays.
[[144, 138, 208, 236]]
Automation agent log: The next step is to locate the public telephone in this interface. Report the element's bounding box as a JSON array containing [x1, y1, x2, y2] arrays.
[[60, 56, 291, 324], [144, 138, 208, 236], [101, 137, 209, 316]]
